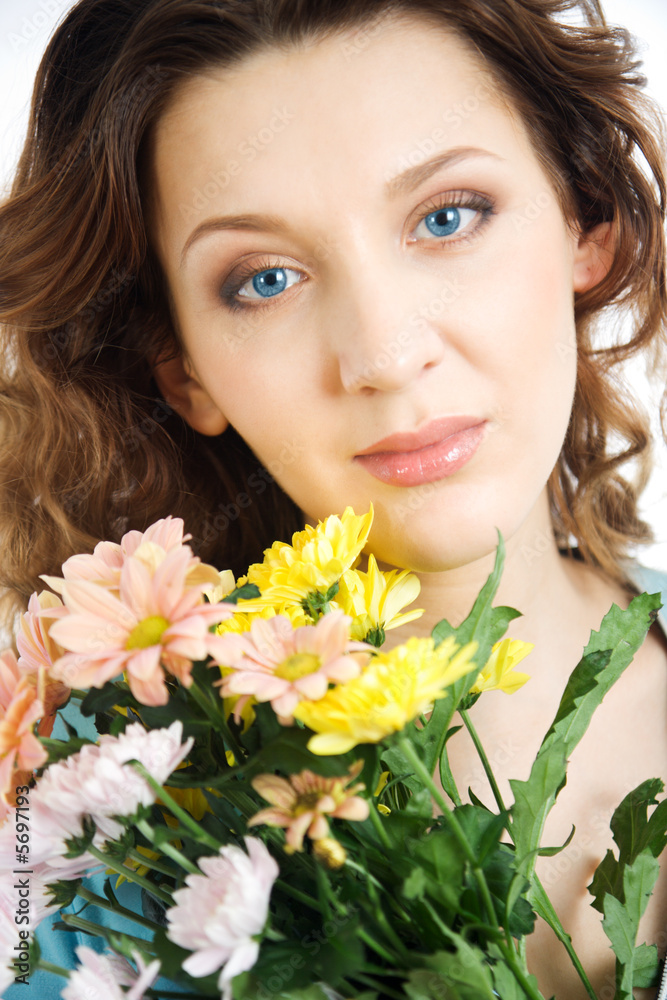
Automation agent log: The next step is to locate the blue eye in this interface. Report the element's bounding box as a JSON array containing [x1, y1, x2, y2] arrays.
[[237, 266, 302, 301], [416, 205, 479, 241], [222, 195, 491, 311]]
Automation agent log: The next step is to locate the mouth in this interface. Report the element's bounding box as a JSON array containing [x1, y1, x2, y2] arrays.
[[354, 416, 487, 487]]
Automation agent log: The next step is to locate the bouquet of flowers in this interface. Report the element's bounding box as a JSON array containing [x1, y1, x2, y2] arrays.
[[1, 507, 666, 1000]]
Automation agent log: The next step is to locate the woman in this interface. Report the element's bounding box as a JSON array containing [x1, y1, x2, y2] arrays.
[[0, 1, 666, 996]]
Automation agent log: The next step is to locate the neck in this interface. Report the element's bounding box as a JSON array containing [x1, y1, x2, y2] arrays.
[[383, 494, 620, 659]]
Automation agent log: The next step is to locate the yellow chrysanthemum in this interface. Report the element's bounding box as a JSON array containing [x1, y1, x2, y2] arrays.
[[238, 507, 373, 613], [470, 638, 533, 695], [216, 603, 309, 636], [335, 555, 423, 643], [293, 635, 478, 755]]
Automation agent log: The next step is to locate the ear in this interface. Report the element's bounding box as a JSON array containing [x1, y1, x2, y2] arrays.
[[152, 354, 228, 436], [572, 221, 615, 293]]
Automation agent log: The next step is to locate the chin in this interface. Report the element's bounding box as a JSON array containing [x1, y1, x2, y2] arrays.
[[366, 499, 514, 575]]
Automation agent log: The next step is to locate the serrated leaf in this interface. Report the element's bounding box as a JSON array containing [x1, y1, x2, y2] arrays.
[[510, 592, 660, 883], [611, 778, 667, 864], [509, 737, 568, 876], [589, 779, 667, 914], [602, 851, 661, 999]]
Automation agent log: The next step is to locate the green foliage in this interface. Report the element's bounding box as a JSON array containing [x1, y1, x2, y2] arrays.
[[225, 583, 261, 604], [509, 593, 661, 883], [405, 941, 498, 1000], [586, 779, 667, 995]]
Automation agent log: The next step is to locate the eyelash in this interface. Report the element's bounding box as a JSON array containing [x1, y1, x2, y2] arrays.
[[219, 190, 495, 313]]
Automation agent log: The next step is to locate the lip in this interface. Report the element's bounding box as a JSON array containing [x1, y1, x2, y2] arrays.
[[354, 416, 487, 487]]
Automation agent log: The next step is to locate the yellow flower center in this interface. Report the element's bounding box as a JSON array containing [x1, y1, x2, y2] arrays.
[[274, 652, 322, 682], [126, 615, 170, 651], [294, 791, 322, 814]]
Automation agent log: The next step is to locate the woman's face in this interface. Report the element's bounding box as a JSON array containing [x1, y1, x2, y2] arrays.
[[150, 15, 603, 572]]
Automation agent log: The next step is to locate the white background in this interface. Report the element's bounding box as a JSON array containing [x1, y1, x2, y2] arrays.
[[0, 0, 665, 570]]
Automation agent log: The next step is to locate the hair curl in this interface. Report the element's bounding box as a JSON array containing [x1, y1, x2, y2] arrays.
[[0, 0, 665, 629]]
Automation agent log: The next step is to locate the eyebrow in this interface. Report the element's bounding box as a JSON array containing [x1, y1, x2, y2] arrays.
[[180, 146, 502, 266]]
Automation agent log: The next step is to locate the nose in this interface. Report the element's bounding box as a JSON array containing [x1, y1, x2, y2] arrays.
[[333, 264, 448, 394]]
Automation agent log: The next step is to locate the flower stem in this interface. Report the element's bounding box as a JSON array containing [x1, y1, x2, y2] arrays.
[[367, 801, 393, 850], [127, 848, 179, 878], [76, 886, 164, 933], [531, 876, 597, 1000], [60, 912, 155, 950], [354, 972, 407, 1000], [457, 715, 593, 998], [87, 845, 173, 906], [493, 939, 544, 1000], [276, 879, 322, 912], [460, 708, 507, 813], [130, 763, 222, 851], [398, 737, 478, 869], [356, 928, 399, 965], [135, 818, 200, 875], [36, 960, 71, 979], [187, 676, 245, 760]]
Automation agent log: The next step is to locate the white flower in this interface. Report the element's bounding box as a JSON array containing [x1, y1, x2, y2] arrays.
[[0, 723, 193, 873], [61, 945, 160, 1000], [166, 837, 279, 1000]]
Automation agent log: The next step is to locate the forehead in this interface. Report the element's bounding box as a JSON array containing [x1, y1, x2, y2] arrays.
[[149, 14, 537, 250]]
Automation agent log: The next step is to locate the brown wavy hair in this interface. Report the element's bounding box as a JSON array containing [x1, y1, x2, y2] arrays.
[[0, 0, 665, 629]]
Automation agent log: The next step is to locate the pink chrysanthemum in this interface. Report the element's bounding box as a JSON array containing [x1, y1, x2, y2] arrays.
[[209, 611, 367, 723], [248, 760, 370, 852], [166, 837, 279, 1000], [47, 544, 234, 705], [61, 946, 161, 1000], [16, 591, 71, 737], [41, 516, 203, 595], [0, 650, 47, 820]]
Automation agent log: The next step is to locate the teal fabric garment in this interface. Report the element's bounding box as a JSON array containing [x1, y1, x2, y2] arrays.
[[3, 561, 666, 999]]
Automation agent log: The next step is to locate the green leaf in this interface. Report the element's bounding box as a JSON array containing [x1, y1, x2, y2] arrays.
[[491, 957, 540, 1000], [225, 583, 261, 604], [601, 851, 661, 999], [589, 779, 667, 913], [405, 941, 497, 1000], [80, 681, 134, 716], [611, 778, 667, 864], [510, 591, 660, 882], [403, 866, 428, 901], [632, 943, 660, 988], [509, 737, 568, 877], [454, 805, 508, 867], [424, 534, 521, 777], [536, 825, 576, 857]]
